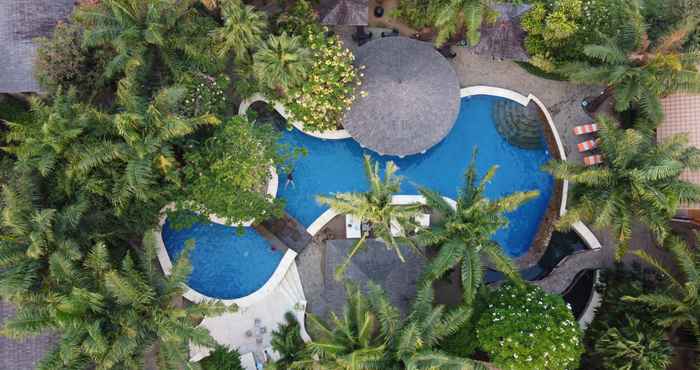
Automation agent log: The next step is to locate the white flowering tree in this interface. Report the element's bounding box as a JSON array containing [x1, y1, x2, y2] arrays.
[[476, 283, 584, 370]]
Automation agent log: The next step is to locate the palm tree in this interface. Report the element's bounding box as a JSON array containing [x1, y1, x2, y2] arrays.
[[295, 282, 391, 369], [417, 149, 538, 300], [214, 0, 267, 61], [269, 312, 308, 369], [2, 235, 228, 369], [389, 284, 485, 369], [296, 282, 486, 369], [77, 0, 219, 89], [561, 4, 700, 122], [544, 115, 700, 259], [624, 235, 700, 342], [594, 315, 672, 370], [252, 32, 311, 95], [434, 0, 498, 47], [317, 155, 424, 280]]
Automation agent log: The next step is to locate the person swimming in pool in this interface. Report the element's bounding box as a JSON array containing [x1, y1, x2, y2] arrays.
[[285, 169, 295, 189]]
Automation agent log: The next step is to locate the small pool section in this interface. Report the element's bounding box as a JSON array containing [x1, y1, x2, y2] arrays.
[[278, 95, 554, 256], [162, 220, 284, 299]]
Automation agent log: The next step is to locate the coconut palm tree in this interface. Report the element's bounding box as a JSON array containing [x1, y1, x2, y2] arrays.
[[561, 3, 700, 122], [294, 282, 391, 369], [2, 235, 228, 370], [544, 115, 700, 259], [417, 149, 537, 300], [252, 32, 311, 95], [434, 0, 498, 47], [214, 0, 267, 61], [77, 0, 219, 89], [294, 282, 486, 369], [269, 312, 308, 369], [389, 284, 485, 369], [594, 315, 673, 370], [624, 235, 700, 342], [317, 155, 424, 280]]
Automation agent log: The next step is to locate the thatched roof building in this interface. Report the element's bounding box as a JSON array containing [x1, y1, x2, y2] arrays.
[[469, 3, 531, 61], [319, 0, 368, 26], [0, 0, 75, 93]]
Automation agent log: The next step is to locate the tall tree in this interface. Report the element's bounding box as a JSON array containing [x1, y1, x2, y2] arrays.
[[434, 0, 498, 47], [317, 155, 424, 280], [2, 235, 228, 370], [417, 149, 537, 299], [544, 115, 700, 259], [625, 235, 700, 343], [562, 3, 700, 122], [594, 315, 672, 370], [77, 0, 221, 91], [214, 0, 267, 62], [252, 32, 311, 96], [269, 312, 308, 369]]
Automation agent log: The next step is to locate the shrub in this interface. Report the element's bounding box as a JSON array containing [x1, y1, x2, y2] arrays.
[[476, 283, 583, 370], [34, 20, 109, 99], [200, 345, 244, 370], [178, 72, 230, 118], [276, 0, 360, 132], [177, 116, 296, 226], [580, 264, 671, 369]]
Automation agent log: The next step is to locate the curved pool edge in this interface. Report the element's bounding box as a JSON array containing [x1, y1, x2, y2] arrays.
[[239, 93, 351, 140], [154, 210, 299, 307], [460, 86, 568, 268]]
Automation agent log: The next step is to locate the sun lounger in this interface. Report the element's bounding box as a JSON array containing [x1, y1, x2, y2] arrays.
[[573, 123, 598, 135], [583, 154, 603, 166], [577, 139, 599, 152], [346, 214, 362, 239]]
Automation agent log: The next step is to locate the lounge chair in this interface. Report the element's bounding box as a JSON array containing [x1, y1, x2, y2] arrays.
[[573, 123, 599, 135], [583, 154, 603, 166], [240, 352, 256, 370], [577, 139, 599, 152], [346, 214, 362, 239]]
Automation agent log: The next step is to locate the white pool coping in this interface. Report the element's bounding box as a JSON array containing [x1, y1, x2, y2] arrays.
[[239, 93, 351, 140], [570, 221, 603, 329], [307, 195, 456, 236]]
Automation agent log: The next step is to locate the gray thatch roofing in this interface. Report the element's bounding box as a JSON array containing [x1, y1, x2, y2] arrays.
[[0, 0, 75, 93], [342, 37, 460, 157], [469, 4, 531, 61], [319, 0, 368, 26], [0, 300, 58, 369], [310, 239, 426, 319]]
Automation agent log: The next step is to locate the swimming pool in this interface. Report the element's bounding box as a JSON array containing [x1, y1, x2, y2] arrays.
[[162, 220, 284, 299], [278, 95, 554, 257]]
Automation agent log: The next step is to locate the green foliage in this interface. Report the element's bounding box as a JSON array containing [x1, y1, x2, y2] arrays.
[[299, 282, 485, 369], [625, 234, 700, 344], [521, 0, 633, 70], [34, 19, 111, 100], [178, 72, 231, 118], [76, 0, 223, 95], [418, 149, 538, 298], [277, 1, 361, 132], [253, 32, 311, 95], [580, 264, 671, 369], [317, 156, 424, 279], [177, 116, 291, 226], [270, 312, 307, 368], [544, 115, 700, 259], [0, 97, 31, 125], [200, 345, 244, 370], [476, 283, 583, 370], [214, 0, 267, 62], [560, 2, 700, 122]]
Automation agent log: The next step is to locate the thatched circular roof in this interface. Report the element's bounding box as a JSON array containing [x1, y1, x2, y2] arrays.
[[343, 37, 460, 157]]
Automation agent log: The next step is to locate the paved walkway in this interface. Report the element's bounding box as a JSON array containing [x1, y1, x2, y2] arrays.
[[532, 249, 604, 293]]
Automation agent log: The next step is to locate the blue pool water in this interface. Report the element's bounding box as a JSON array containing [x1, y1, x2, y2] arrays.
[[278, 95, 554, 257], [162, 221, 284, 299]]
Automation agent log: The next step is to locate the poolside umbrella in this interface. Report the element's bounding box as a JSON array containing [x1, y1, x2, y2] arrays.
[[342, 37, 461, 157], [320, 0, 368, 26]]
